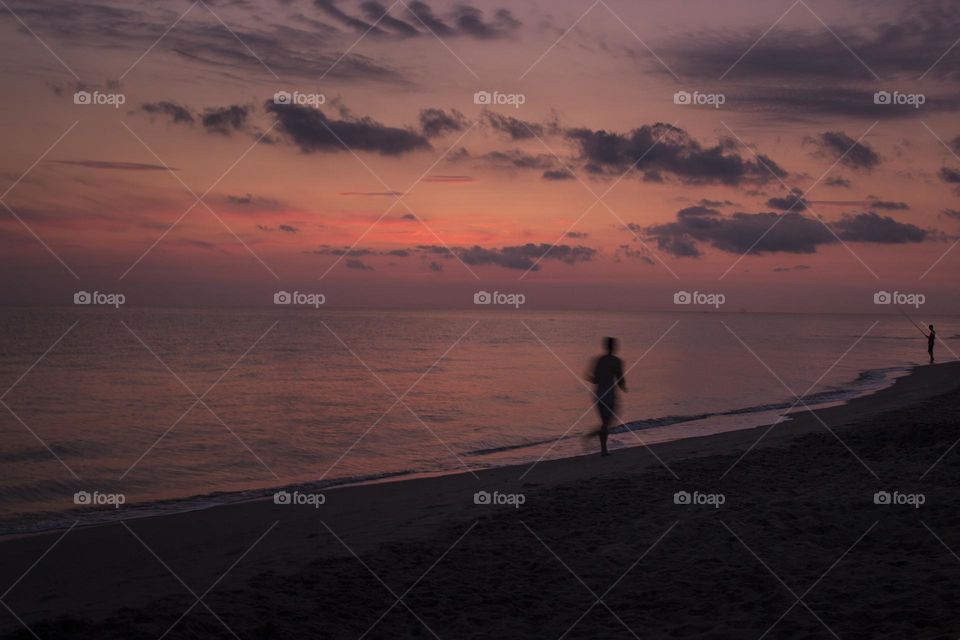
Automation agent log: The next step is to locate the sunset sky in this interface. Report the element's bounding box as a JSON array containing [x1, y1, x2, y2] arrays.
[[2, 0, 960, 311]]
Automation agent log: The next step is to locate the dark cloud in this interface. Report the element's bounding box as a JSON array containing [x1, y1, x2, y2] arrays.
[[140, 101, 194, 125], [697, 199, 736, 208], [202, 105, 250, 135], [824, 176, 852, 188], [313, 242, 595, 271], [51, 160, 174, 171], [766, 189, 808, 211], [807, 131, 881, 170], [939, 167, 960, 184], [644, 207, 933, 257], [314, 0, 520, 39], [419, 108, 467, 138], [542, 169, 573, 181], [663, 4, 960, 82], [773, 265, 811, 272], [866, 199, 909, 210], [428, 260, 443, 272], [256, 224, 299, 233], [615, 244, 655, 264], [566, 231, 589, 239], [266, 102, 431, 155], [345, 258, 373, 270], [941, 208, 960, 219], [9, 1, 409, 85], [483, 111, 543, 140], [566, 123, 787, 185]]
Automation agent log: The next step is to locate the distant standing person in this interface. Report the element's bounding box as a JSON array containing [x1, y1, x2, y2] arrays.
[[926, 324, 936, 364], [586, 337, 627, 456]]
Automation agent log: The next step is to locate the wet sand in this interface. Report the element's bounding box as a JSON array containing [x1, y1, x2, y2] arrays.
[[2, 361, 959, 638]]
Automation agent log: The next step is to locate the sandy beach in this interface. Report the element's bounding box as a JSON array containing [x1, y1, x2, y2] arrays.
[[2, 360, 959, 639]]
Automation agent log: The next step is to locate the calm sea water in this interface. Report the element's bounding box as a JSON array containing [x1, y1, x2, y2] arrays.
[[0, 307, 952, 535]]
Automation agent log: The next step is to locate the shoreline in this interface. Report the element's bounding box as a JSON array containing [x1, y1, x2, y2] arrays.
[[0, 360, 915, 541], [2, 359, 958, 632]]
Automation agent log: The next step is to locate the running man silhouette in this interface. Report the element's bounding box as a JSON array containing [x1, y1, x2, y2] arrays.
[[585, 337, 627, 456], [926, 324, 936, 364]]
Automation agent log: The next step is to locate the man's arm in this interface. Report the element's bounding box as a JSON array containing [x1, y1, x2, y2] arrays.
[[617, 360, 627, 392]]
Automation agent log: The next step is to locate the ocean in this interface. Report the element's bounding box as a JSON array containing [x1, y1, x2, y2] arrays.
[[0, 307, 951, 536]]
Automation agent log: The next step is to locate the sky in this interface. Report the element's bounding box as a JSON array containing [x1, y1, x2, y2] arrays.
[[1, 0, 960, 312]]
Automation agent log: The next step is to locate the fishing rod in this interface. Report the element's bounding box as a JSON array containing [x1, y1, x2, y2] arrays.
[[894, 303, 928, 337]]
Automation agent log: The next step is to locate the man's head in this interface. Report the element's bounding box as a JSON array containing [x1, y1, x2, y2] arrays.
[[604, 336, 618, 354], [929, 324, 935, 331]]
